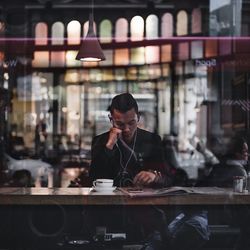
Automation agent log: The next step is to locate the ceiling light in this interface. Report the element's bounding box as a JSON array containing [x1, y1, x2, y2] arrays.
[[75, 0, 105, 62]]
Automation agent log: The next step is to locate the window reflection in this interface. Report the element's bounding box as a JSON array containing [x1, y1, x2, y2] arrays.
[[35, 22, 48, 45], [115, 18, 128, 42], [100, 19, 112, 43], [146, 14, 158, 39], [131, 47, 145, 65], [67, 20, 81, 45], [131, 16, 144, 41], [51, 22, 64, 45], [161, 13, 173, 37], [2, 5, 230, 188], [50, 51, 65, 67], [145, 46, 160, 64], [177, 10, 188, 36], [114, 48, 129, 65], [32, 52, 49, 67], [192, 8, 202, 34]]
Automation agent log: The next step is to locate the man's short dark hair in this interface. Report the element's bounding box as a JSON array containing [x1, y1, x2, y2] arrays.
[[229, 136, 247, 155], [109, 93, 139, 114]]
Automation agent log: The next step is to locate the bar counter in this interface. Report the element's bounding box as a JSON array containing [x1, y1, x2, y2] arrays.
[[1, 187, 250, 205]]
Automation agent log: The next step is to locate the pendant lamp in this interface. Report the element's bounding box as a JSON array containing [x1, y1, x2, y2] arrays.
[[76, 1, 105, 62]]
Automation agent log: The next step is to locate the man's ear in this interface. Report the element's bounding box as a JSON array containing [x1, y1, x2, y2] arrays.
[[137, 113, 141, 122]]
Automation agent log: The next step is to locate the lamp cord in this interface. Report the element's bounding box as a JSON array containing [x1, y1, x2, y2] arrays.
[[91, 0, 94, 20], [88, 0, 95, 35]]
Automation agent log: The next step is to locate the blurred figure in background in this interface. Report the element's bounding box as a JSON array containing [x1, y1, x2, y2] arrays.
[[9, 169, 34, 187], [162, 135, 188, 186], [35, 119, 47, 158], [202, 136, 248, 187], [199, 136, 249, 250]]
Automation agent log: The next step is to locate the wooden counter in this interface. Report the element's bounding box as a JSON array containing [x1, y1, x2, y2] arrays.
[[1, 187, 250, 205]]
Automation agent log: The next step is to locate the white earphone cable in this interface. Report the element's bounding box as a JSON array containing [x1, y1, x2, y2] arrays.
[[115, 129, 137, 185]]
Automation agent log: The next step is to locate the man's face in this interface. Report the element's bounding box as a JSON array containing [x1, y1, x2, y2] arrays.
[[111, 108, 139, 143], [236, 142, 249, 161]]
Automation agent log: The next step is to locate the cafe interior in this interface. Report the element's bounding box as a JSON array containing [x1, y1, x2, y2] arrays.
[[1, 0, 250, 249]]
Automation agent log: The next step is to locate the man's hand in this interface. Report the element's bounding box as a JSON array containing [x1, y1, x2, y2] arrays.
[[105, 127, 122, 150], [133, 171, 157, 186]]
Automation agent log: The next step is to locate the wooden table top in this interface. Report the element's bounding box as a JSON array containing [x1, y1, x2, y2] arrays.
[[0, 187, 250, 205]]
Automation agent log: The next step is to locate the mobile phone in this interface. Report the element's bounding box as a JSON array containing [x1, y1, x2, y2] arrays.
[[127, 188, 143, 193]]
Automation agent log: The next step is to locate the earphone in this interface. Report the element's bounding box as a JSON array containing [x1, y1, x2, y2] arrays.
[[115, 129, 138, 186]]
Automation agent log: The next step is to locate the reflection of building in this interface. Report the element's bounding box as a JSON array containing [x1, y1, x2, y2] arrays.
[[209, 0, 242, 36], [0, 0, 250, 183]]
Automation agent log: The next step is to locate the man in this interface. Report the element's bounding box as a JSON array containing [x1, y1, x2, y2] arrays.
[[87, 93, 209, 250], [89, 92, 172, 187], [87, 93, 172, 248]]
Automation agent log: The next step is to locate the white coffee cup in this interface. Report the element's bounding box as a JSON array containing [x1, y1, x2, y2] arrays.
[[93, 179, 114, 188]]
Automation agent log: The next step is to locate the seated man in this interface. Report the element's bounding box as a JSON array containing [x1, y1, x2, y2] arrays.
[[88, 93, 171, 247], [88, 93, 209, 250], [201, 136, 249, 250], [89, 92, 171, 188], [200, 136, 248, 187]]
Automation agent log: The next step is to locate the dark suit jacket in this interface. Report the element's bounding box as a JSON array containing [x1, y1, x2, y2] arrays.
[[89, 128, 172, 187]]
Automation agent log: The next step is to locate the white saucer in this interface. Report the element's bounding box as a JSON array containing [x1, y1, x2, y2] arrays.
[[92, 186, 117, 193]]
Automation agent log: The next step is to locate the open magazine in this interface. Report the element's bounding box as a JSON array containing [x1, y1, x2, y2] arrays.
[[118, 186, 226, 198], [119, 186, 195, 197]]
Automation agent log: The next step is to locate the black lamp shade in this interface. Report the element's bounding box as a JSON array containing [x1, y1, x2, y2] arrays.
[[76, 13, 105, 62]]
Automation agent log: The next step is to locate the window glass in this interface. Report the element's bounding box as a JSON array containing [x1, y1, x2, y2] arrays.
[[79, 69, 89, 82], [101, 50, 113, 66], [191, 41, 203, 59], [103, 69, 114, 81], [145, 46, 160, 64], [219, 39, 232, 55], [66, 50, 81, 67], [137, 66, 148, 80], [115, 18, 128, 42], [51, 22, 64, 45], [148, 65, 161, 79], [178, 42, 189, 61], [192, 8, 202, 34], [161, 45, 172, 62], [127, 67, 137, 80], [205, 40, 218, 57], [89, 69, 102, 82], [185, 61, 194, 74], [175, 62, 183, 75], [65, 70, 89, 83], [114, 48, 129, 65], [66, 85, 81, 137], [158, 79, 171, 135], [177, 10, 188, 36], [35, 22, 48, 45], [146, 14, 158, 39], [0, 51, 5, 62], [131, 16, 144, 41], [161, 13, 173, 37], [131, 47, 145, 65], [115, 68, 126, 81], [64, 70, 81, 83], [162, 63, 170, 77], [50, 51, 65, 67], [0, 21, 5, 33], [100, 19, 112, 43], [67, 20, 81, 45], [32, 52, 49, 67]]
